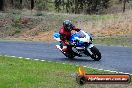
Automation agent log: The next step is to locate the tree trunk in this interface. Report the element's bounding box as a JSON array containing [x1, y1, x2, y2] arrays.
[[20, 0, 22, 4], [119, 0, 129, 13], [19, 0, 22, 9], [31, 0, 34, 10], [11, 0, 13, 6], [0, 0, 4, 11], [123, 0, 126, 12]]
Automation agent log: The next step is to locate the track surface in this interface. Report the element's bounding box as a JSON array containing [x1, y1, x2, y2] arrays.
[[0, 41, 132, 74]]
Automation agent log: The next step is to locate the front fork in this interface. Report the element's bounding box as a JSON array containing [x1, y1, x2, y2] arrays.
[[84, 43, 94, 56]]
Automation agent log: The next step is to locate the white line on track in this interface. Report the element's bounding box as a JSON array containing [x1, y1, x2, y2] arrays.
[[25, 58, 31, 60], [18, 57, 23, 59], [83, 66, 87, 68], [40, 60, 45, 61], [76, 65, 79, 66], [10, 56, 16, 58], [34, 59, 39, 61], [48, 61, 52, 62]]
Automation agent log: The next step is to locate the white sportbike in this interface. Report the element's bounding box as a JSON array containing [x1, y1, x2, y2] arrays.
[[54, 30, 101, 61]]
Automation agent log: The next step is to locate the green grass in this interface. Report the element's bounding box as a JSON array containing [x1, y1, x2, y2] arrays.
[[0, 55, 131, 88], [93, 37, 132, 47], [33, 11, 116, 22]]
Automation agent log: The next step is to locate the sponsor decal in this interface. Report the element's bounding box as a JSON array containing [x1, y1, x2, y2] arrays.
[[76, 66, 131, 85]]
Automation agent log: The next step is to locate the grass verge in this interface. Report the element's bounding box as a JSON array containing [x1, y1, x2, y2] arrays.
[[1, 36, 132, 47], [0, 55, 131, 88], [93, 36, 132, 47]]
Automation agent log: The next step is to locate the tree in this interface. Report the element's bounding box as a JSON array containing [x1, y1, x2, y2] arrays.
[[31, 0, 34, 10], [11, 0, 14, 6], [0, 0, 4, 10], [54, 0, 62, 12], [119, 0, 129, 12], [19, 0, 22, 9], [123, 0, 129, 12], [54, 0, 111, 14]]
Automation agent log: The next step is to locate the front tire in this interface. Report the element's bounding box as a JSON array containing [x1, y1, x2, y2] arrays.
[[90, 46, 101, 61]]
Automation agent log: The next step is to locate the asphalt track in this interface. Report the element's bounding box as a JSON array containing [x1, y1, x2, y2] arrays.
[[0, 41, 132, 74]]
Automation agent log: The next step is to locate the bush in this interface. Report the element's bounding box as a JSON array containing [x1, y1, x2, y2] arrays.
[[14, 28, 21, 34], [34, 11, 43, 16]]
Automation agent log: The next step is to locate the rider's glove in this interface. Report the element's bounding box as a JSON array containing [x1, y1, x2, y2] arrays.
[[70, 42, 75, 46], [65, 40, 74, 46]]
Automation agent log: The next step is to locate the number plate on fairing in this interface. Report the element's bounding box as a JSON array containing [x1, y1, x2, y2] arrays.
[[76, 47, 85, 49]]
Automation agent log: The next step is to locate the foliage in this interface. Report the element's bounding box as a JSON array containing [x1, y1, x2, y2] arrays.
[[35, 0, 48, 10], [54, 0, 111, 14], [1, 0, 132, 14]]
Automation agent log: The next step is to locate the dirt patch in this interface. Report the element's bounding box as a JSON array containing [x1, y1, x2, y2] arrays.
[[19, 31, 55, 42], [33, 31, 55, 41], [92, 19, 132, 37], [19, 19, 132, 42]]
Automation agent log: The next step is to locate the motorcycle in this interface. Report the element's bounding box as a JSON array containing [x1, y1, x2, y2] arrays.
[[53, 30, 101, 61]]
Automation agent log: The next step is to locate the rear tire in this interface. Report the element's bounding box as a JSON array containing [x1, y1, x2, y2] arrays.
[[67, 53, 75, 59], [66, 51, 75, 59], [90, 46, 101, 61]]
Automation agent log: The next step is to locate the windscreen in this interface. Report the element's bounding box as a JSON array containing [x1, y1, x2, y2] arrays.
[[76, 31, 86, 38]]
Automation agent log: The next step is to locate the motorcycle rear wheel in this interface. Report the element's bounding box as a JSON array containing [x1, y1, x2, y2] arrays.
[[65, 51, 75, 59]]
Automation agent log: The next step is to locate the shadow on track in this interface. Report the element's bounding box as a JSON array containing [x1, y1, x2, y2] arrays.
[[58, 57, 101, 62]]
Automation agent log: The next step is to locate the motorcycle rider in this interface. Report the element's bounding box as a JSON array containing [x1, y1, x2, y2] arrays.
[[59, 20, 81, 55]]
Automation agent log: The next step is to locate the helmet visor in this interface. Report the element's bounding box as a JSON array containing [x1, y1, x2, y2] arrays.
[[65, 24, 72, 31]]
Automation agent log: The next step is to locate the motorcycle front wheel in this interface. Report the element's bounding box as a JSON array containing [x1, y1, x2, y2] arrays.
[[89, 46, 101, 61]]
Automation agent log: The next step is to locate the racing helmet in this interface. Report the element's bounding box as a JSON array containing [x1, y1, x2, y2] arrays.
[[63, 20, 73, 31]]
